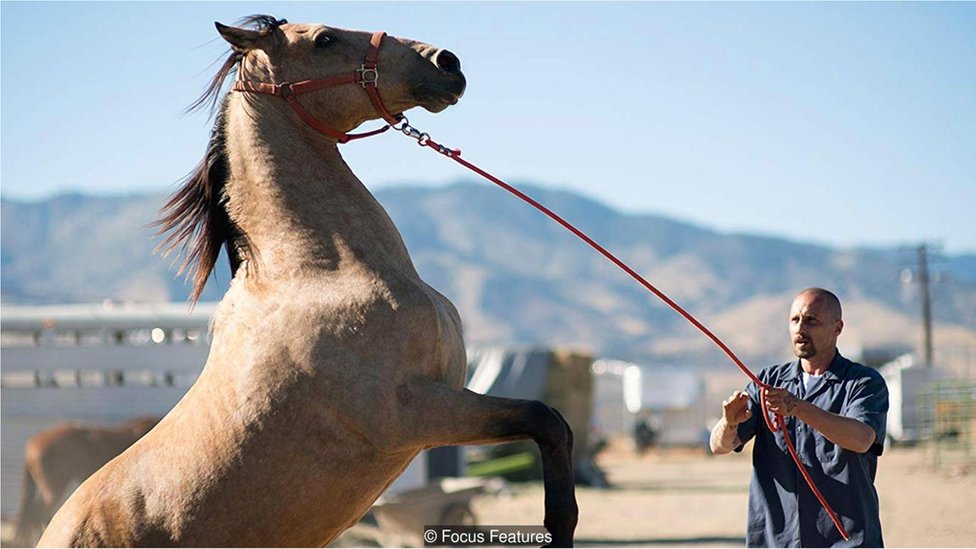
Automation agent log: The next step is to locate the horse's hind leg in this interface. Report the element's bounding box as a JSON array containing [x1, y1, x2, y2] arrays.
[[14, 465, 42, 546], [396, 379, 578, 547]]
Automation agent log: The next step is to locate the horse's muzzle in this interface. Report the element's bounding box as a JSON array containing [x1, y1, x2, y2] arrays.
[[415, 73, 466, 112]]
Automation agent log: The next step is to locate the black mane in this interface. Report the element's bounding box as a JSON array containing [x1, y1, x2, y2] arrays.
[[153, 16, 283, 303], [153, 98, 252, 303]]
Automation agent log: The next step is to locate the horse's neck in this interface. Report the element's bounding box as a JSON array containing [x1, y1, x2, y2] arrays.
[[223, 97, 418, 282]]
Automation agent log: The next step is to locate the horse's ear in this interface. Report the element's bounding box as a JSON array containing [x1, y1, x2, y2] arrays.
[[215, 22, 266, 52]]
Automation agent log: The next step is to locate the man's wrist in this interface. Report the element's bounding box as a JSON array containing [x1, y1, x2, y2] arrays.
[[722, 416, 742, 437], [711, 416, 741, 454], [791, 399, 813, 420]]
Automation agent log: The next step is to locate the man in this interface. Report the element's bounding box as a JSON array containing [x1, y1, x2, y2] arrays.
[[710, 288, 889, 547]]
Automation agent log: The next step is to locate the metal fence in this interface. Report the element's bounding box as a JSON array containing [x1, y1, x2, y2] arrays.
[[917, 379, 976, 471]]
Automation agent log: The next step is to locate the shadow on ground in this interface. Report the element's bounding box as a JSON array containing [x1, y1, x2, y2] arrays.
[[577, 536, 744, 546]]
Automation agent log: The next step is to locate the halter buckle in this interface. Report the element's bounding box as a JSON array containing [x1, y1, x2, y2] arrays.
[[358, 65, 379, 88], [277, 82, 294, 98]]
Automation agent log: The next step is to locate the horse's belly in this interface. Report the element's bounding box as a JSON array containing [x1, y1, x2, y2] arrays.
[[147, 390, 419, 546], [175, 447, 417, 547]]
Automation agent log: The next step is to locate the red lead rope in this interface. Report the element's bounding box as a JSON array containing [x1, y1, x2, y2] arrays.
[[230, 26, 846, 534], [398, 124, 850, 541]]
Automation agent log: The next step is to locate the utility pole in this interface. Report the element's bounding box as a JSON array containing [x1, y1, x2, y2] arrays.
[[915, 244, 934, 367]]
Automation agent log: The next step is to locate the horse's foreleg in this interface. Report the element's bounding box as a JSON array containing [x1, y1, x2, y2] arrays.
[[396, 380, 578, 547]]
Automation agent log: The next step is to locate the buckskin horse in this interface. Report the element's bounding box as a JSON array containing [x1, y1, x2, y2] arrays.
[[38, 16, 577, 547], [14, 417, 160, 546]]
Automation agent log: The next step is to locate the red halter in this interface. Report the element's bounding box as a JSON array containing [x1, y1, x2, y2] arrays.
[[232, 31, 401, 144]]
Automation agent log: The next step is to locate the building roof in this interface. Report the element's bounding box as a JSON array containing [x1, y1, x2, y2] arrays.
[[1, 301, 218, 331]]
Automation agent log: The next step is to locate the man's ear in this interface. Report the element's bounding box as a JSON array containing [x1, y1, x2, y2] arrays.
[[835, 319, 844, 336], [215, 22, 267, 52]]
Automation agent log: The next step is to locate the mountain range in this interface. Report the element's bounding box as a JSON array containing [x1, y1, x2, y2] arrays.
[[3, 182, 974, 373]]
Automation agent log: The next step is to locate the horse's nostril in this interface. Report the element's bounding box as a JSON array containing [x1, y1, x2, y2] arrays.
[[434, 49, 461, 74]]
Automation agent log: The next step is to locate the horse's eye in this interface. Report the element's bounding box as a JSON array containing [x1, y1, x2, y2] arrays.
[[314, 34, 333, 48]]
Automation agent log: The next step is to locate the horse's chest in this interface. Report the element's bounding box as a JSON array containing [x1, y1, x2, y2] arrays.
[[302, 281, 463, 377], [214, 275, 466, 409]]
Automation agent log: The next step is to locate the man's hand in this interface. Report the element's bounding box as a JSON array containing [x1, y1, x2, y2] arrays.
[[723, 391, 753, 425], [763, 387, 801, 417], [711, 391, 753, 454]]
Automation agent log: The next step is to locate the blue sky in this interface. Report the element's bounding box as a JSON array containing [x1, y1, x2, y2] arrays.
[[2, 2, 974, 253]]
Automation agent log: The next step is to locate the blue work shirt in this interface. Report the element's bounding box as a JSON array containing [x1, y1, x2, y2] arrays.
[[735, 352, 889, 547]]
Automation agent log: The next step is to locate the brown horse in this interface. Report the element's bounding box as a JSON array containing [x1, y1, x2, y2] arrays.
[[13, 417, 160, 546], [38, 16, 577, 547]]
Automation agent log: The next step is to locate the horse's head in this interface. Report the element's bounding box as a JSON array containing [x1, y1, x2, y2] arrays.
[[216, 16, 466, 133]]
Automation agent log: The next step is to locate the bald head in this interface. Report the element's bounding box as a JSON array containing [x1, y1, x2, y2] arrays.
[[795, 288, 842, 322]]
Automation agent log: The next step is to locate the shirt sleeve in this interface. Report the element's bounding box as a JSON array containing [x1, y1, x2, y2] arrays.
[[733, 378, 762, 453], [845, 370, 889, 456]]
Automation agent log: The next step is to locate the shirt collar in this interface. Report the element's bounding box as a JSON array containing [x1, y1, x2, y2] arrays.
[[789, 350, 848, 382]]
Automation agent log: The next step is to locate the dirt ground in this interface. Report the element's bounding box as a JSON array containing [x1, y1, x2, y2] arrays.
[[3, 441, 973, 547], [469, 440, 976, 548]]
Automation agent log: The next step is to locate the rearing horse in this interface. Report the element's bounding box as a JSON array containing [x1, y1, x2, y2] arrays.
[[39, 16, 577, 547]]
